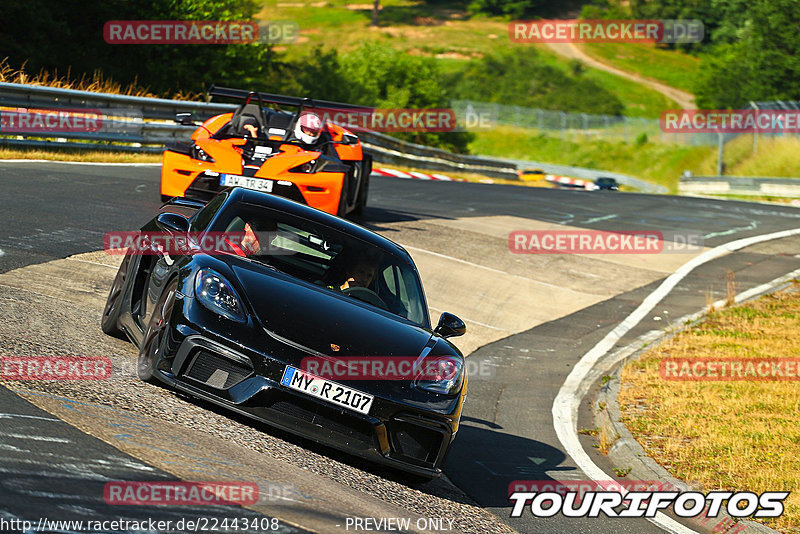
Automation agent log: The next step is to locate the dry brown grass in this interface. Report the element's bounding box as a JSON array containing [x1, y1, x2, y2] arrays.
[[0, 146, 161, 163], [619, 282, 800, 533], [596, 407, 617, 455], [0, 58, 200, 100]]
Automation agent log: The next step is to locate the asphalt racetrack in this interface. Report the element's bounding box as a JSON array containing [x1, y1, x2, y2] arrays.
[[2, 161, 800, 534]]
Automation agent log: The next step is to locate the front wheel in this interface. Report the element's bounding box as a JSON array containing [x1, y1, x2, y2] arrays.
[[137, 278, 178, 383], [101, 253, 132, 339]]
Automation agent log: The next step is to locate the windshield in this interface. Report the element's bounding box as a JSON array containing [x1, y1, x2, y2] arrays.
[[210, 201, 429, 326]]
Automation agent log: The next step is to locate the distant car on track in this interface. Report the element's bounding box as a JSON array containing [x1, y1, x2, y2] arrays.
[[593, 177, 619, 191], [161, 86, 372, 217], [101, 188, 468, 479], [518, 168, 546, 181]]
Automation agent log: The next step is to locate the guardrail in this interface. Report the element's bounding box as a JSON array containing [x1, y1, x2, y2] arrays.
[[0, 81, 234, 152], [0, 83, 677, 188], [679, 175, 800, 197], [0, 82, 521, 178]]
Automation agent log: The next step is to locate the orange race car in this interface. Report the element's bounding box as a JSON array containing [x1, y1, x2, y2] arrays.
[[160, 86, 373, 217]]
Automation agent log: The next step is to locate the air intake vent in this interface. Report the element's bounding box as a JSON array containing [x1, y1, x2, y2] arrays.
[[389, 420, 443, 466], [185, 350, 253, 389]]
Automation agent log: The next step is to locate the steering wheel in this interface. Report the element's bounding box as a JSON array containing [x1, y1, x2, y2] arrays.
[[342, 286, 387, 310]]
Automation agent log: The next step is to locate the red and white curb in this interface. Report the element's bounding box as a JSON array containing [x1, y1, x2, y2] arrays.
[[371, 168, 463, 182], [546, 174, 597, 190]]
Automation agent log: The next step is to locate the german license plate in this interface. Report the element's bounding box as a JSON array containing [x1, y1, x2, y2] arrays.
[[280, 365, 374, 415], [220, 174, 273, 193]]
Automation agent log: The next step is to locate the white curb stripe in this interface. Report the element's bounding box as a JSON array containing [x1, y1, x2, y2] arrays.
[[553, 226, 800, 534], [373, 167, 456, 181], [374, 168, 412, 178]]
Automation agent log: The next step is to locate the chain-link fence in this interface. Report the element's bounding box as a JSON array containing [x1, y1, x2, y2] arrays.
[[451, 100, 727, 146]]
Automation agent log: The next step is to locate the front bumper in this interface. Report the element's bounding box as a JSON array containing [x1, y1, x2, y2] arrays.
[[151, 312, 459, 478], [160, 150, 346, 215]]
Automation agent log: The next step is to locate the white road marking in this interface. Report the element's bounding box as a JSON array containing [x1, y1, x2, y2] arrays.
[[0, 433, 71, 443], [703, 220, 758, 239], [0, 248, 4, 257], [67, 258, 118, 270], [427, 304, 515, 333], [401, 243, 588, 294], [599, 267, 800, 382], [0, 413, 60, 422], [583, 214, 617, 224], [552, 225, 800, 534]]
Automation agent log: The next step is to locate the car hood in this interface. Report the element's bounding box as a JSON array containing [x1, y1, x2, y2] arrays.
[[232, 263, 434, 362]]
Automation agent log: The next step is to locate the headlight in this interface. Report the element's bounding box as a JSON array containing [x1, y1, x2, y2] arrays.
[[191, 144, 215, 162], [413, 355, 464, 395], [194, 268, 246, 322], [289, 160, 317, 173]]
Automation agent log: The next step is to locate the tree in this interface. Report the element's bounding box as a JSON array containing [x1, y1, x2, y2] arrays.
[[371, 0, 380, 26], [694, 0, 800, 107]]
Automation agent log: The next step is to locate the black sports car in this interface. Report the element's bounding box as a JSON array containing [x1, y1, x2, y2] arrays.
[[101, 187, 468, 479]]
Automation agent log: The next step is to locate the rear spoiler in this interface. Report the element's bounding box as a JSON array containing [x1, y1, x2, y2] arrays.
[[207, 85, 373, 112]]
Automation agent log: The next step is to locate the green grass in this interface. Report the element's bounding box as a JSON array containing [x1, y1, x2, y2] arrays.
[[259, 0, 681, 117], [525, 44, 678, 117], [620, 284, 800, 533], [581, 43, 702, 93], [575, 61, 677, 117], [469, 126, 716, 192], [469, 128, 800, 193], [728, 136, 800, 178]]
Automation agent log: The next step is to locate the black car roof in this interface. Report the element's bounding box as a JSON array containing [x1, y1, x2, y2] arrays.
[[228, 188, 410, 258]]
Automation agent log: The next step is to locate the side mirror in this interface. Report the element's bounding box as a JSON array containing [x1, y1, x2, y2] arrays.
[[175, 113, 197, 126], [434, 312, 466, 339], [156, 212, 190, 234]]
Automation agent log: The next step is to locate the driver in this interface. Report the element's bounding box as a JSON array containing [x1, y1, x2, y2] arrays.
[[292, 111, 324, 147], [239, 219, 277, 256], [241, 116, 260, 138], [338, 257, 377, 291]]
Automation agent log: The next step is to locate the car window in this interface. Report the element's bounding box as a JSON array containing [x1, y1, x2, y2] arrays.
[[212, 201, 429, 326], [190, 192, 228, 233], [382, 265, 413, 312]]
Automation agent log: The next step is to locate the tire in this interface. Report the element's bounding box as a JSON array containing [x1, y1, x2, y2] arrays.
[[336, 174, 350, 218], [101, 253, 132, 339], [353, 170, 369, 216], [137, 278, 178, 384]]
